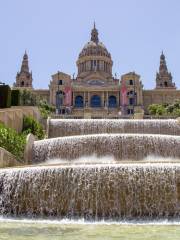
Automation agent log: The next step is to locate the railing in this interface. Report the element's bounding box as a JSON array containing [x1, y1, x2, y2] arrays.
[[51, 114, 132, 119]]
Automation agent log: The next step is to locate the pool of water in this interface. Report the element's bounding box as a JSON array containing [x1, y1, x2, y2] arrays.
[[0, 220, 180, 240]]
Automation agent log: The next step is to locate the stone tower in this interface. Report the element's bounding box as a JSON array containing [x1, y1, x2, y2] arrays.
[[15, 51, 33, 88], [156, 52, 176, 89]]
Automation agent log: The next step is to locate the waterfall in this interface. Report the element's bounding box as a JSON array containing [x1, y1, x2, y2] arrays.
[[33, 134, 180, 163], [48, 119, 180, 138], [0, 118, 180, 221], [1, 164, 180, 219]]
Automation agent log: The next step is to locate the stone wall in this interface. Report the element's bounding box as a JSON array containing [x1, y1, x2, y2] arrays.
[[143, 89, 180, 113], [0, 106, 41, 133], [0, 147, 21, 168]]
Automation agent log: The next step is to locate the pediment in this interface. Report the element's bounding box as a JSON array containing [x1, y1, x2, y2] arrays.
[[86, 79, 105, 86], [83, 72, 107, 81]]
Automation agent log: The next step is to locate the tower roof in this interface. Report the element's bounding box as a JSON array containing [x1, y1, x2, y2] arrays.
[[21, 51, 29, 73], [159, 51, 168, 73], [91, 22, 99, 43]]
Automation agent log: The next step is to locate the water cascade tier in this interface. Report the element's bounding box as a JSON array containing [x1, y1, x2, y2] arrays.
[[1, 164, 180, 219], [33, 134, 180, 163], [48, 119, 180, 138]]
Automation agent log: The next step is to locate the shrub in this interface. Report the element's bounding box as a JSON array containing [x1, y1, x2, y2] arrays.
[[148, 100, 180, 117], [22, 116, 45, 139], [11, 89, 20, 106], [0, 85, 11, 108], [38, 100, 55, 119], [148, 104, 166, 116], [166, 100, 180, 117], [20, 89, 37, 106], [0, 123, 26, 160]]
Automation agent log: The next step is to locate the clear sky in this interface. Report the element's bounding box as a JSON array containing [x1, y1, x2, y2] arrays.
[[0, 0, 180, 89]]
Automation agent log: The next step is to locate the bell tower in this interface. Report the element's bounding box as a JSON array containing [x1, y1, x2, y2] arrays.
[[15, 51, 33, 88], [155, 52, 176, 89]]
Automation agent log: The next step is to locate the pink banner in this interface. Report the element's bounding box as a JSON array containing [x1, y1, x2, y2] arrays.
[[121, 80, 128, 106], [64, 86, 72, 106]]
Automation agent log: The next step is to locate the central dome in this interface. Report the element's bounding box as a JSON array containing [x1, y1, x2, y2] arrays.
[[79, 24, 111, 58], [77, 23, 113, 79], [79, 41, 111, 58]]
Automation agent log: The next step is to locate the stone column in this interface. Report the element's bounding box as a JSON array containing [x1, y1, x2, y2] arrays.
[[107, 91, 109, 107], [102, 91, 105, 107], [73, 92, 75, 106], [117, 91, 120, 107], [104, 91, 105, 107], [88, 92, 90, 107], [83, 92, 86, 107]]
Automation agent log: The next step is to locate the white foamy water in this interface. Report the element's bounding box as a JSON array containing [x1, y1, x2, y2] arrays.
[[48, 119, 180, 138], [1, 163, 180, 219], [43, 154, 180, 166], [33, 134, 180, 163], [1, 216, 180, 225], [44, 154, 116, 165]]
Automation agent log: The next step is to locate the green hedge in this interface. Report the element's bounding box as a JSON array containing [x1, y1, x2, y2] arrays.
[[0, 85, 11, 108], [11, 89, 20, 106], [22, 116, 45, 140], [148, 100, 180, 117], [0, 123, 26, 160]]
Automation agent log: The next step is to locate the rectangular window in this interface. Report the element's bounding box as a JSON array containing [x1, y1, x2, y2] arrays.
[[129, 98, 134, 105], [58, 80, 63, 85], [129, 80, 134, 85]]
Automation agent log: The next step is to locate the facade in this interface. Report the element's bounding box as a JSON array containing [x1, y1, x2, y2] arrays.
[[14, 24, 180, 117]]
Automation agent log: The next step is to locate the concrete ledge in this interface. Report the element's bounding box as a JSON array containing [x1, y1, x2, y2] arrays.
[[24, 133, 36, 164], [0, 147, 21, 168], [0, 106, 41, 133], [47, 117, 51, 138], [177, 117, 180, 125]]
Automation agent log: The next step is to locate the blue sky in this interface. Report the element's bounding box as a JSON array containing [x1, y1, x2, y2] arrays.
[[0, 0, 180, 89]]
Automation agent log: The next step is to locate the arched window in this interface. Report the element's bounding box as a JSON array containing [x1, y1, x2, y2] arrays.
[[164, 81, 168, 87], [75, 96, 84, 108], [21, 81, 24, 86], [91, 95, 101, 107], [56, 91, 65, 108], [108, 96, 117, 108]]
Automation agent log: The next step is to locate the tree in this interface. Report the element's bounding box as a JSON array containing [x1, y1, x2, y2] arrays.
[[148, 100, 180, 117], [38, 100, 55, 119], [148, 104, 166, 116], [20, 89, 37, 106]]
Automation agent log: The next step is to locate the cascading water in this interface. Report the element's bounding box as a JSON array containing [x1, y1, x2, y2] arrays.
[[0, 118, 180, 221], [48, 119, 180, 138], [1, 164, 180, 219], [33, 134, 180, 163]]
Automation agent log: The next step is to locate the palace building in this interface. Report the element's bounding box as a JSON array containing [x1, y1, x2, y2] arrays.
[[14, 24, 180, 118]]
